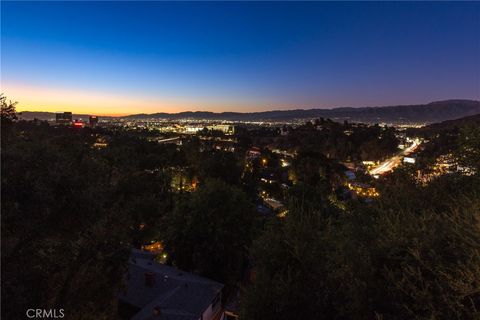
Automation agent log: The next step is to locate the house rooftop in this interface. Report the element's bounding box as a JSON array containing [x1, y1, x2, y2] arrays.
[[120, 250, 223, 320]]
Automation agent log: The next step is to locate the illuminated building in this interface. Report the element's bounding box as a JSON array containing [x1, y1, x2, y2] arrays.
[[403, 156, 416, 164], [141, 241, 164, 254], [280, 159, 290, 167], [169, 168, 198, 192], [206, 124, 235, 135], [92, 135, 108, 148], [55, 112, 72, 125], [347, 182, 379, 198], [185, 126, 203, 134], [72, 120, 85, 128], [246, 147, 261, 159], [89, 115, 99, 127]]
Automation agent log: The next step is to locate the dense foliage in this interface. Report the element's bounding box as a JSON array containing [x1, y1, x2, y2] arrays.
[[3, 97, 479, 319], [275, 119, 399, 162], [161, 179, 255, 285], [1, 115, 254, 318], [2, 123, 133, 319], [241, 173, 480, 320]]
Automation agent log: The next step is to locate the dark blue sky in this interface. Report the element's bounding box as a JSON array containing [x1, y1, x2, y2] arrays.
[[2, 1, 479, 114]]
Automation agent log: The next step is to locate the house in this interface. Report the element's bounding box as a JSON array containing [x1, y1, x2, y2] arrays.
[[246, 147, 261, 159], [119, 249, 224, 320]]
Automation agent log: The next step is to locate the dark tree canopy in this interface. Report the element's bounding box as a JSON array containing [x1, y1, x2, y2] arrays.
[[1, 94, 17, 121], [161, 179, 255, 285], [240, 172, 480, 320], [1, 122, 177, 319]]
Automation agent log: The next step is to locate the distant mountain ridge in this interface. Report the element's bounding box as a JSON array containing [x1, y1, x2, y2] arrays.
[[18, 99, 480, 124], [122, 99, 480, 123], [424, 113, 480, 130]]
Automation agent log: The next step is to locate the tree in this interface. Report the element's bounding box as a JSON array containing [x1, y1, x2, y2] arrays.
[[0, 94, 18, 124], [161, 179, 255, 285], [1, 94, 18, 138], [196, 151, 243, 185], [241, 172, 480, 320], [1, 122, 135, 319], [1, 121, 176, 319]]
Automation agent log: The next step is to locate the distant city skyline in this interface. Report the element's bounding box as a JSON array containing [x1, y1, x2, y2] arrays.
[[2, 2, 479, 116]]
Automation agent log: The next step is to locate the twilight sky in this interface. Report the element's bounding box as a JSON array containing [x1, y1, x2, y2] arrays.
[[1, 1, 479, 115]]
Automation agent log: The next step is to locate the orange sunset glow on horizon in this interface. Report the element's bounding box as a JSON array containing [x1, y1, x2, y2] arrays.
[[3, 82, 279, 116], [3, 83, 191, 116]]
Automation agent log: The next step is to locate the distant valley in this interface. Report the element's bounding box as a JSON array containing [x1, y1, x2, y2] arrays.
[[18, 99, 480, 124]]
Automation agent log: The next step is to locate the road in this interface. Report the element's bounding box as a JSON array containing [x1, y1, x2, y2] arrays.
[[156, 136, 181, 143], [369, 139, 420, 176]]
